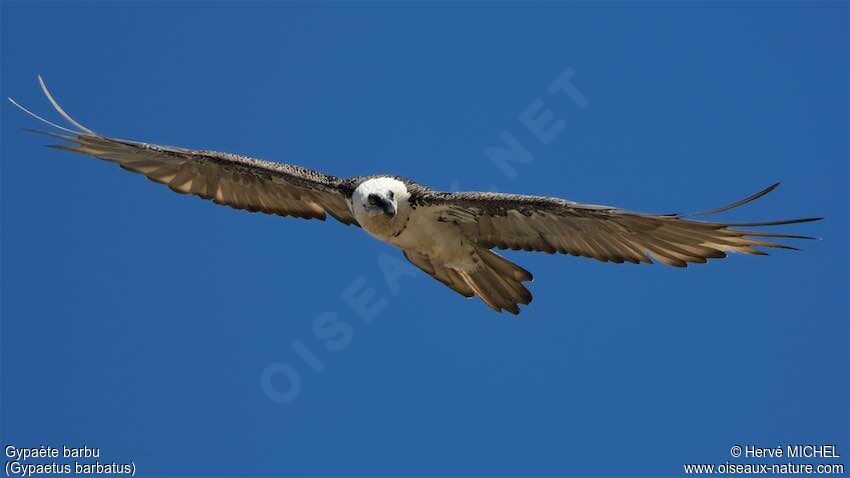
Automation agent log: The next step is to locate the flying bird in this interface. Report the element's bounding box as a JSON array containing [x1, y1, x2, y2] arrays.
[[9, 77, 821, 315]]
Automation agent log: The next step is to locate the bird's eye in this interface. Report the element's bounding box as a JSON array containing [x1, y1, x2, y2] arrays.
[[388, 191, 394, 200], [368, 194, 379, 205]]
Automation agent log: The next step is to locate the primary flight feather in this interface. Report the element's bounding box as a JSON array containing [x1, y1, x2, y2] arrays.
[[10, 77, 821, 315]]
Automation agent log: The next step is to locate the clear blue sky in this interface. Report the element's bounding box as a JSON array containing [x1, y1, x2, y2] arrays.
[[2, 2, 847, 476]]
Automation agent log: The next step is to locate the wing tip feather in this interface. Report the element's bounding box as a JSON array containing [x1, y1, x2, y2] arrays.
[[36, 74, 97, 135], [686, 182, 782, 218]]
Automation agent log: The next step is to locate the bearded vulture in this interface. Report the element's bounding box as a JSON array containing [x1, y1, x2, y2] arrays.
[[9, 77, 822, 314]]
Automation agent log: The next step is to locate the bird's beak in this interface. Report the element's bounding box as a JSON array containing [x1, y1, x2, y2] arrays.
[[382, 201, 397, 217]]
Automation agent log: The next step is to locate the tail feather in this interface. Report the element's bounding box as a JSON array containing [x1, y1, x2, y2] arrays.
[[458, 250, 533, 315], [403, 248, 533, 315], [478, 248, 533, 282]]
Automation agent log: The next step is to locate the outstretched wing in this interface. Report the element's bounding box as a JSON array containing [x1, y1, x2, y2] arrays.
[[411, 185, 821, 267], [10, 76, 358, 225]]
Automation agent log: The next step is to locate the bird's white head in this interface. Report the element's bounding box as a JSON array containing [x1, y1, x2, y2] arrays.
[[352, 177, 409, 218], [351, 177, 411, 237]]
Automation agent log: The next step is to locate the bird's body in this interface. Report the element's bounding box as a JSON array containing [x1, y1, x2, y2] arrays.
[[349, 176, 535, 312], [10, 77, 822, 314]]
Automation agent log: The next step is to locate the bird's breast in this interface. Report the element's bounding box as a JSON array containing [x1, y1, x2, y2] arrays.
[[388, 211, 470, 259]]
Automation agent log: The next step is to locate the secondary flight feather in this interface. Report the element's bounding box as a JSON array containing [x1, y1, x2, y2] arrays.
[[9, 77, 822, 315]]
